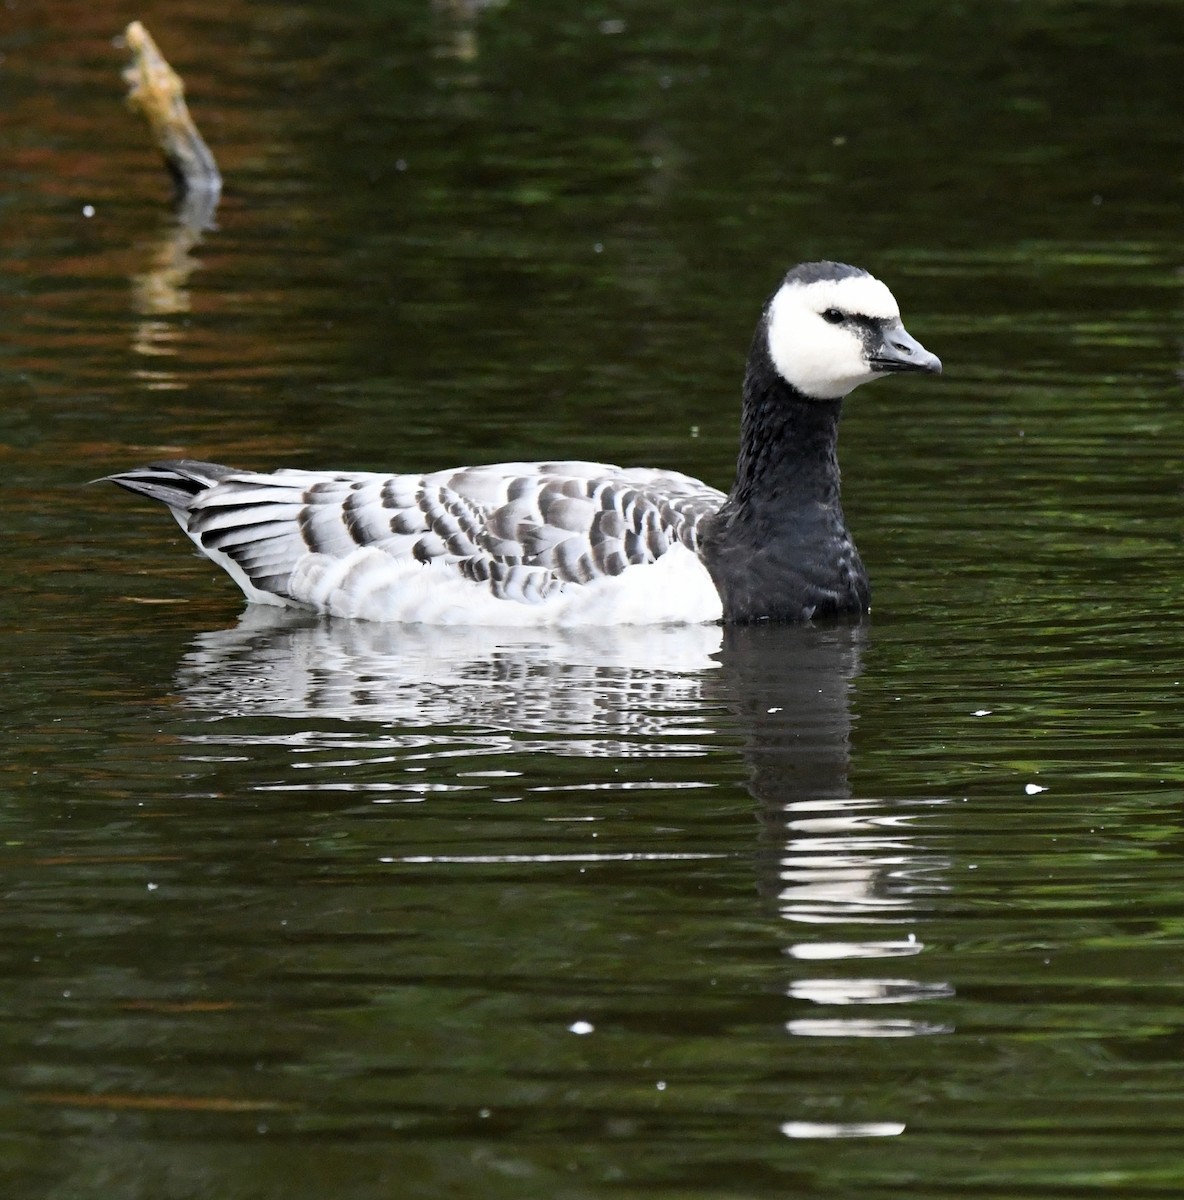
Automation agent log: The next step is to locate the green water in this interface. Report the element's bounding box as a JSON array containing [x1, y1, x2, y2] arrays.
[[1, 2, 1182, 1197]]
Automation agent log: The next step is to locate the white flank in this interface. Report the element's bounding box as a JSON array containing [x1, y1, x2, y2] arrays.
[[287, 541, 723, 626]]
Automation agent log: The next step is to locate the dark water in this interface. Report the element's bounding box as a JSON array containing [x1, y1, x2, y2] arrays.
[[2, 2, 1182, 1197]]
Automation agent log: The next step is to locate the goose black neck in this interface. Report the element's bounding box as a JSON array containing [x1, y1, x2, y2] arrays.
[[731, 368, 843, 516], [700, 341, 870, 623]]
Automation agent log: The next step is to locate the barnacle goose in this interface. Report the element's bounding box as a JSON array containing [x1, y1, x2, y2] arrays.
[[105, 262, 940, 625]]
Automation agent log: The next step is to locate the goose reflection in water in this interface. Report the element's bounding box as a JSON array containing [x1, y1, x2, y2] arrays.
[[714, 625, 955, 1050], [177, 611, 725, 758], [174, 613, 953, 1114]]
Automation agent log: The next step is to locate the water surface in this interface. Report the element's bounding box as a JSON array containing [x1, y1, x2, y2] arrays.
[[1, 2, 1182, 1197]]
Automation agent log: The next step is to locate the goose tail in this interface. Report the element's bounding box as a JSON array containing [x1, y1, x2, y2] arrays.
[[102, 459, 239, 514]]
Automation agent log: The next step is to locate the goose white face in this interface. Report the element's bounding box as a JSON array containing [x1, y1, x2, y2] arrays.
[[765, 271, 936, 400]]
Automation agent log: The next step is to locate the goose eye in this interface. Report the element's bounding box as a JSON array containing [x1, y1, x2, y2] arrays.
[[822, 308, 845, 324]]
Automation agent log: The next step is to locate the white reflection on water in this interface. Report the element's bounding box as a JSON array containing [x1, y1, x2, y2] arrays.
[[776, 796, 953, 925], [786, 940, 925, 960], [789, 978, 955, 1005], [379, 852, 725, 864], [787, 1018, 952, 1038], [177, 609, 723, 758], [773, 790, 956, 1036], [781, 1121, 906, 1139]]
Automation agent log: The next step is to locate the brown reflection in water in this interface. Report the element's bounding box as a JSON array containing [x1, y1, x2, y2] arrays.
[[129, 189, 220, 389], [28, 1091, 292, 1113], [431, 0, 508, 65]]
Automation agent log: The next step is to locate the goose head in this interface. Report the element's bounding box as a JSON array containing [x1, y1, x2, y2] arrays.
[[764, 261, 942, 400]]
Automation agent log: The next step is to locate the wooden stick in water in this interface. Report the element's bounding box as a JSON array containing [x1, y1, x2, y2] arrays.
[[122, 21, 221, 197]]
